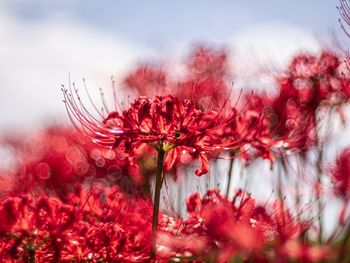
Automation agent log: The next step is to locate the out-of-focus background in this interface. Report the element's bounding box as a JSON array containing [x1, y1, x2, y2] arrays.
[[1, 1, 349, 238], [0, 0, 343, 128]]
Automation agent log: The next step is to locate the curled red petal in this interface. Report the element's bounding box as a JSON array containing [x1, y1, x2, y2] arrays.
[[164, 148, 177, 172], [195, 153, 209, 176]]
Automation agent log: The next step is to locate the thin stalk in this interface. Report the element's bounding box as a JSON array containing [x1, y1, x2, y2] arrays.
[[150, 148, 165, 260], [295, 157, 303, 224], [339, 222, 350, 263], [316, 147, 323, 243], [226, 158, 234, 198], [276, 157, 285, 200], [28, 249, 35, 263], [26, 239, 36, 263], [314, 109, 324, 244]]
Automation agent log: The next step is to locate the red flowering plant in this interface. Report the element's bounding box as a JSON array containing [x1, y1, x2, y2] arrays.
[[175, 46, 232, 109], [226, 49, 350, 230], [157, 189, 331, 262], [0, 182, 188, 262], [273, 51, 349, 148], [121, 46, 240, 193], [2, 6, 350, 260], [120, 46, 236, 176], [0, 194, 76, 262], [0, 126, 141, 200], [329, 148, 350, 225], [272, 50, 350, 234], [123, 64, 169, 97], [60, 38, 350, 261], [123, 45, 232, 110], [0, 42, 347, 262], [62, 83, 260, 258], [325, 146, 350, 262], [236, 51, 350, 157]]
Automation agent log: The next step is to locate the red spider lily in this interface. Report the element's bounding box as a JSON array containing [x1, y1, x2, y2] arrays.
[[122, 46, 232, 110], [287, 51, 346, 105], [271, 77, 318, 151], [239, 51, 350, 154], [163, 189, 270, 261], [0, 184, 181, 262], [66, 184, 155, 262], [123, 64, 169, 96], [272, 204, 333, 262], [0, 126, 141, 200], [232, 93, 276, 164], [159, 189, 332, 262], [63, 89, 256, 259], [176, 45, 231, 109], [63, 93, 248, 177], [0, 195, 76, 262], [187, 46, 229, 79], [330, 147, 350, 200]]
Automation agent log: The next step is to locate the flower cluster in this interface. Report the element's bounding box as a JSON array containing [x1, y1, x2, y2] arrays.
[[330, 147, 350, 200], [0, 184, 181, 262], [237, 51, 350, 160], [164, 190, 331, 262], [1, 43, 350, 262], [63, 92, 257, 177], [0, 126, 142, 199], [123, 46, 231, 109]]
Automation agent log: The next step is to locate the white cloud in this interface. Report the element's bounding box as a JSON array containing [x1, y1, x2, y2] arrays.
[[230, 22, 321, 90], [0, 8, 324, 128], [0, 4, 151, 128]]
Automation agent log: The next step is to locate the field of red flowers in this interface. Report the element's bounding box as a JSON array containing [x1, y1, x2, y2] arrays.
[[2, 3, 350, 263]]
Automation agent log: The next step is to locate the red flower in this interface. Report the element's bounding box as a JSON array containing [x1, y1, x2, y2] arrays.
[[1, 126, 138, 199], [330, 147, 350, 199], [233, 93, 276, 163], [176, 45, 232, 110], [122, 46, 232, 111], [64, 93, 248, 176], [0, 185, 182, 262], [163, 189, 331, 262], [241, 51, 350, 154], [123, 65, 168, 96], [172, 189, 270, 261]]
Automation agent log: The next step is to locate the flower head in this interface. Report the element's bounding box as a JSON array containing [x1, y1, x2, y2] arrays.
[[176, 45, 232, 109], [123, 65, 168, 96], [63, 91, 250, 176], [330, 147, 350, 200], [167, 189, 330, 262], [0, 126, 139, 199]]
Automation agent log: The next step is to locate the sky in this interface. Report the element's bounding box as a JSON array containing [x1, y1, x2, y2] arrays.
[[0, 1, 345, 128]]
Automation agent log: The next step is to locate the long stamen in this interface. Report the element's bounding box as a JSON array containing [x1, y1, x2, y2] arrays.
[[83, 78, 105, 119]]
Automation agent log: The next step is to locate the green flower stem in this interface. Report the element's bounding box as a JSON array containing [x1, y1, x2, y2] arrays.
[[28, 249, 35, 263], [226, 158, 234, 198], [150, 148, 165, 260], [316, 146, 324, 243]]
